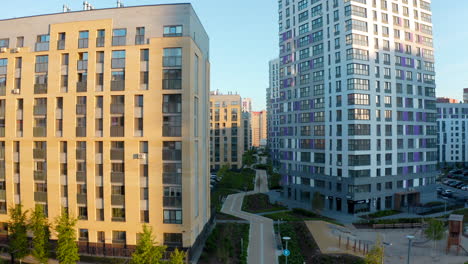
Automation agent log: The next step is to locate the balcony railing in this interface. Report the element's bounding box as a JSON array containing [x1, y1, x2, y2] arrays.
[[96, 37, 105, 47], [110, 126, 124, 137], [163, 56, 182, 67], [76, 127, 86, 137], [77, 60, 88, 71], [57, 40, 65, 50], [163, 197, 182, 208], [76, 171, 86, 182], [76, 149, 86, 160], [34, 84, 47, 94], [162, 126, 182, 137], [111, 58, 125, 69], [76, 104, 86, 115], [162, 150, 182, 161], [162, 173, 182, 185], [111, 195, 125, 206], [35, 42, 49, 52], [77, 193, 87, 204], [111, 80, 125, 91], [112, 36, 126, 46], [34, 192, 48, 202], [111, 172, 124, 183], [135, 35, 145, 45], [33, 149, 46, 159], [110, 149, 124, 160], [33, 127, 47, 137], [0, 85, 6, 96], [76, 81, 87, 92], [0, 128, 4, 137], [34, 171, 47, 181], [110, 104, 124, 114], [162, 79, 182, 90], [0, 190, 5, 201], [78, 38, 89, 49], [33, 105, 47, 115]]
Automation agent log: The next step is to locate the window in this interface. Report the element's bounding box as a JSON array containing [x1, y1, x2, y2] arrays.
[[112, 29, 127, 46], [164, 25, 183, 37], [0, 39, 9, 48], [96, 29, 105, 47], [347, 63, 369, 75], [347, 78, 369, 90], [348, 124, 371, 135], [111, 50, 126, 68], [35, 34, 50, 51], [163, 48, 182, 67], [348, 109, 370, 120], [140, 49, 149, 61], [164, 233, 183, 247], [345, 19, 368, 32], [348, 93, 370, 105], [163, 210, 182, 224], [136, 27, 145, 44], [163, 69, 182, 90], [78, 31, 89, 48]]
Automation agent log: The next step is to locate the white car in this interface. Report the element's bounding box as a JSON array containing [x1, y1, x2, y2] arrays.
[[461, 185, 468, 191]]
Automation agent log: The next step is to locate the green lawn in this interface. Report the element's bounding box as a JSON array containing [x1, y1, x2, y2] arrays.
[[217, 168, 256, 191], [264, 208, 343, 226], [242, 193, 287, 213], [360, 210, 401, 219]]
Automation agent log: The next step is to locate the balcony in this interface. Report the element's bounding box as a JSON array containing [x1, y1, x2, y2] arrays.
[[34, 171, 47, 181], [112, 36, 126, 46], [111, 172, 125, 183], [33, 127, 46, 137], [35, 42, 49, 52], [111, 80, 125, 91], [76, 171, 86, 182], [34, 84, 47, 94], [76, 149, 86, 160], [111, 195, 125, 206], [110, 104, 124, 114], [34, 192, 47, 202], [163, 56, 182, 67], [163, 197, 182, 208], [77, 60, 88, 71], [162, 79, 182, 90], [33, 149, 46, 159], [163, 150, 182, 161], [33, 105, 47, 115], [163, 173, 182, 185], [76, 193, 87, 204], [163, 125, 182, 137], [96, 37, 105, 47], [76, 127, 86, 137], [110, 149, 124, 160], [110, 126, 124, 137], [57, 40, 65, 50], [76, 81, 87, 92], [78, 38, 89, 49], [135, 35, 145, 45]]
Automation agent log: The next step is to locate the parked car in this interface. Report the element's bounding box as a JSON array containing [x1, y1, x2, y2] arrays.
[[461, 185, 468, 191], [449, 181, 460, 187], [454, 182, 465, 189], [442, 190, 454, 197], [445, 180, 456, 186], [443, 179, 452, 184], [436, 187, 444, 194]]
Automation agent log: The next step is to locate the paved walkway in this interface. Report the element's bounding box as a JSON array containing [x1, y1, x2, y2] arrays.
[[221, 169, 278, 264]]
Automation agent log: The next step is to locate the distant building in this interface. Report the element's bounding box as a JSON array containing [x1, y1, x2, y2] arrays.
[[464, 88, 468, 103], [242, 98, 252, 113], [437, 103, 468, 165], [242, 112, 252, 151], [251, 110, 267, 148], [437, 97, 458, 104], [267, 58, 280, 164], [209, 91, 244, 170]]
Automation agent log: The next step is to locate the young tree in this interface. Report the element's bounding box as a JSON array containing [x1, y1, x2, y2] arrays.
[[424, 219, 445, 256], [311, 192, 325, 214], [30, 205, 50, 264], [7, 204, 29, 263], [55, 210, 79, 264], [168, 248, 187, 264], [131, 225, 167, 264], [365, 237, 384, 264]]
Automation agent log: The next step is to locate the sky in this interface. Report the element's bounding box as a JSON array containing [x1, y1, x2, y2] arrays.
[[0, 0, 464, 109]]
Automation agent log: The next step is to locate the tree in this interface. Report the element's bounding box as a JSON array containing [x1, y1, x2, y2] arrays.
[[424, 219, 445, 256], [365, 237, 384, 264], [242, 150, 256, 168], [8, 204, 29, 263], [30, 205, 50, 264], [311, 192, 324, 214], [55, 210, 79, 264], [168, 248, 187, 264], [131, 225, 167, 264]]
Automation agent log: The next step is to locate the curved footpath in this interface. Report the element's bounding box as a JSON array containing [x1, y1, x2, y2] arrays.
[[221, 169, 278, 264]]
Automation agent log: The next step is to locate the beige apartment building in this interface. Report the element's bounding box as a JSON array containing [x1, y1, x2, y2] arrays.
[[209, 92, 244, 170], [0, 3, 210, 256], [251, 110, 267, 148]]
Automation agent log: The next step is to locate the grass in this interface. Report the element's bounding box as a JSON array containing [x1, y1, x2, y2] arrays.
[[356, 217, 424, 225], [276, 223, 305, 264], [218, 168, 256, 191], [199, 223, 249, 264], [264, 208, 343, 226], [269, 172, 282, 189], [360, 210, 401, 219], [418, 203, 465, 215], [242, 193, 287, 213]]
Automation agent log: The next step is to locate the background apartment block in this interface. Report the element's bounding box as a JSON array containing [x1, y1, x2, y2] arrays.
[[209, 91, 244, 170], [274, 0, 437, 214], [267, 58, 280, 165], [0, 3, 210, 254], [437, 102, 468, 166], [242, 98, 252, 151], [251, 110, 268, 147]]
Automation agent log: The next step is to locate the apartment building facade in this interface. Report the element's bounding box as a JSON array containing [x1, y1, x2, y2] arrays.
[[275, 0, 437, 214], [267, 58, 281, 164], [251, 110, 268, 147], [0, 3, 210, 254], [241, 98, 252, 151], [209, 92, 244, 170], [437, 102, 468, 166]]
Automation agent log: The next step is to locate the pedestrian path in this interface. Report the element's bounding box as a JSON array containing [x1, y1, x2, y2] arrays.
[[221, 169, 278, 264]]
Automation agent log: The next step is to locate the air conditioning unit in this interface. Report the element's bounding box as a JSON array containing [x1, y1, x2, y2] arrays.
[[12, 48, 21, 53], [11, 89, 20, 94], [0, 48, 7, 53]]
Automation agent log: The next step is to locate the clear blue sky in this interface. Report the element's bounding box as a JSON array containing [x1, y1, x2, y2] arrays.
[[0, 1, 464, 109]]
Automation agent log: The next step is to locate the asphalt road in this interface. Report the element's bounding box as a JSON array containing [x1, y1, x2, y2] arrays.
[[221, 169, 278, 264]]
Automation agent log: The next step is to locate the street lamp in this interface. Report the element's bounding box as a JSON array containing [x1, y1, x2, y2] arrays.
[[406, 235, 415, 264], [282, 236, 291, 264]]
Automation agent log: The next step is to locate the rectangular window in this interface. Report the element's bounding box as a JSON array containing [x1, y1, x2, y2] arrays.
[[163, 25, 183, 37]]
